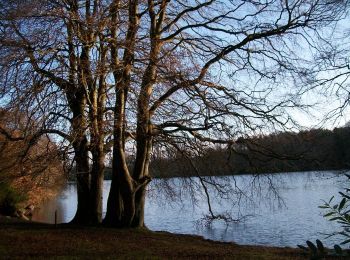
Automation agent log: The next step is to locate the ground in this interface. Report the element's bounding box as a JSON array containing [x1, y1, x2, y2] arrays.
[[0, 216, 336, 259]]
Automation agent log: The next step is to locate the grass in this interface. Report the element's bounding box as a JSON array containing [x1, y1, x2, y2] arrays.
[[0, 216, 317, 259]]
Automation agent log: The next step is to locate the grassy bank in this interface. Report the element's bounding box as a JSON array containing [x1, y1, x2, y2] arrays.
[[0, 216, 311, 259]]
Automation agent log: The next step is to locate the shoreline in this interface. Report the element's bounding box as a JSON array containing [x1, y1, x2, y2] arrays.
[[0, 216, 308, 259]]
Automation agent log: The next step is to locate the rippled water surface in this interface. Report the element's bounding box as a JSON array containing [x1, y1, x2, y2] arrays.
[[32, 171, 348, 247]]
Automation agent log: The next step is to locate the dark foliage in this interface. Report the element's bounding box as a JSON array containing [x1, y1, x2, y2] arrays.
[[149, 127, 350, 178], [0, 182, 26, 216]]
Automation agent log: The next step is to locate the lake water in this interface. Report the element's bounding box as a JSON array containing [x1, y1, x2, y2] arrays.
[[32, 171, 349, 247]]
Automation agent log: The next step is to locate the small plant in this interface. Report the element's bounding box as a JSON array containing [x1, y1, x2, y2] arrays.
[[301, 172, 350, 259], [297, 240, 325, 259], [297, 239, 347, 259], [319, 173, 350, 245]]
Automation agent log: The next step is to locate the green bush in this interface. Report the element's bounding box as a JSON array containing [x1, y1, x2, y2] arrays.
[[0, 182, 26, 216], [320, 173, 350, 245]]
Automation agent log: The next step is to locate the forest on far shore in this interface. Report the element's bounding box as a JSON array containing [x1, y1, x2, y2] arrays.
[[103, 126, 350, 179]]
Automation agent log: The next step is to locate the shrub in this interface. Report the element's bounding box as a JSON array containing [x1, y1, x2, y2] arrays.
[[0, 182, 26, 216], [319, 173, 350, 245]]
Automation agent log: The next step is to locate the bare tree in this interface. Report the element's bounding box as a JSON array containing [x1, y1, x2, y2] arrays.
[[0, 0, 347, 227], [0, 108, 65, 216], [305, 18, 350, 125], [0, 0, 105, 224]]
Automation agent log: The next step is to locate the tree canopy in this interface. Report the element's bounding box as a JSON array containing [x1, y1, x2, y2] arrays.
[[0, 0, 347, 226]]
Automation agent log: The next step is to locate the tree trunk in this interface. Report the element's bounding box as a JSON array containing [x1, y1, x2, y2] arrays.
[[104, 0, 148, 228], [132, 137, 152, 227], [70, 137, 91, 224], [103, 171, 148, 228], [103, 92, 151, 227], [131, 187, 146, 227], [103, 88, 144, 227], [88, 69, 106, 225], [68, 92, 92, 225], [104, 148, 142, 227], [89, 148, 105, 224]]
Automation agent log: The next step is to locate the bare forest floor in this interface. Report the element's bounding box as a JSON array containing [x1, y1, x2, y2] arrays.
[[0, 216, 336, 259]]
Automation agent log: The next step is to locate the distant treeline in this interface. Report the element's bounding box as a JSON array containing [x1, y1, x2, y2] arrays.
[[99, 127, 350, 180], [147, 127, 350, 178]]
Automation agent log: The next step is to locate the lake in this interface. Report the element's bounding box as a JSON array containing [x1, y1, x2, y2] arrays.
[[32, 171, 348, 247]]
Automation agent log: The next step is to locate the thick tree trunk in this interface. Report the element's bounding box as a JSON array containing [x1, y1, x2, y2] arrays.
[[68, 91, 93, 225], [104, 152, 145, 227], [65, 13, 93, 225], [103, 86, 145, 227], [104, 0, 150, 228], [88, 100, 106, 224], [70, 137, 91, 224], [88, 70, 106, 224], [89, 150, 105, 224], [132, 137, 152, 227], [106, 115, 153, 228], [132, 187, 146, 227], [103, 87, 150, 227], [103, 171, 148, 227]]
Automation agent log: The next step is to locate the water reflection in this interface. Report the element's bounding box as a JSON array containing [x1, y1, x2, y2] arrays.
[[32, 183, 77, 224]]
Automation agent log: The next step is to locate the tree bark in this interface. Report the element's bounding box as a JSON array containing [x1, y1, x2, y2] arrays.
[[69, 91, 91, 224], [71, 137, 91, 224], [104, 85, 140, 227], [88, 48, 107, 224], [90, 147, 105, 224]]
